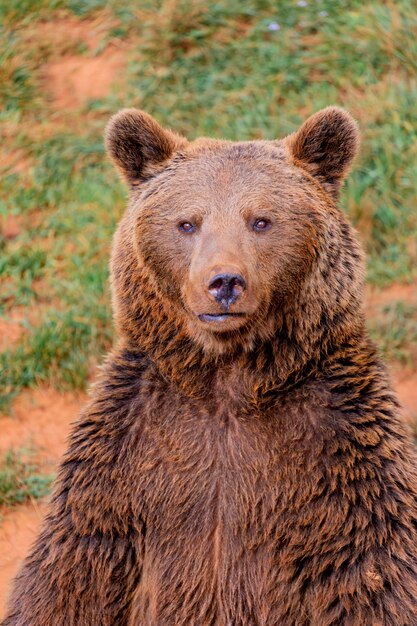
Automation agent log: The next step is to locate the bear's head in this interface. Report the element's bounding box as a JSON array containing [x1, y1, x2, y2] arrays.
[[106, 107, 364, 393]]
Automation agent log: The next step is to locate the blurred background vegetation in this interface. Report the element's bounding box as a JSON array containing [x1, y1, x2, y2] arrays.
[[1, 0, 416, 415]]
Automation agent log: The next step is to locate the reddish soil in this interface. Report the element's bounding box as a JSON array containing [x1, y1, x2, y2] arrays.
[[366, 281, 417, 313], [0, 151, 32, 177], [37, 16, 127, 110], [0, 214, 22, 241], [44, 47, 125, 110], [34, 16, 107, 52], [394, 370, 417, 432], [0, 388, 86, 463]]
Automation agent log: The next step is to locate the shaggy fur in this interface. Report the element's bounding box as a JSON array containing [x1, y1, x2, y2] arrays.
[[3, 107, 417, 626]]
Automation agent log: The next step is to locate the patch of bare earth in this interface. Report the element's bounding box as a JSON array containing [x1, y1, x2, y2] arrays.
[[38, 16, 127, 111], [394, 370, 417, 431], [0, 151, 32, 177], [44, 47, 125, 110], [34, 15, 106, 52], [0, 387, 86, 466], [0, 214, 22, 241], [366, 281, 417, 313], [0, 388, 86, 617]]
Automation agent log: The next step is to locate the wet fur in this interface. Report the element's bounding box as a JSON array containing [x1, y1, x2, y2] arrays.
[[3, 108, 417, 625]]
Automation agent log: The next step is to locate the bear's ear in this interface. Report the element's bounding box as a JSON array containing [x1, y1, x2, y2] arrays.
[[105, 108, 187, 186], [286, 107, 359, 198]]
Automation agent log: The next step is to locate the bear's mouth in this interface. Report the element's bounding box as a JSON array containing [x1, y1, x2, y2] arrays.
[[198, 313, 246, 323]]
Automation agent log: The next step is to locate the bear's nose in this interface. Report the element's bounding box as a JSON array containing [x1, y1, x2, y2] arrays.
[[208, 273, 246, 309]]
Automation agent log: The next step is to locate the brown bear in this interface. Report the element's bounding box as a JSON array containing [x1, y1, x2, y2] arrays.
[[3, 107, 417, 626]]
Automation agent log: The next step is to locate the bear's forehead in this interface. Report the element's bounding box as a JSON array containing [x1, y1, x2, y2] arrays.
[[138, 142, 313, 217], [185, 139, 287, 168], [168, 140, 304, 191]]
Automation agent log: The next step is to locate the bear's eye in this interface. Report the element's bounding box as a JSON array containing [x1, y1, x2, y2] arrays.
[[178, 221, 195, 233], [253, 218, 271, 232]]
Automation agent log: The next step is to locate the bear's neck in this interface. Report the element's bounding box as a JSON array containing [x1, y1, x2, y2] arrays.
[[113, 267, 366, 406]]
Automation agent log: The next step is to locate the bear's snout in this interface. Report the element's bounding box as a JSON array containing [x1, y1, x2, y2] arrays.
[[208, 272, 246, 310]]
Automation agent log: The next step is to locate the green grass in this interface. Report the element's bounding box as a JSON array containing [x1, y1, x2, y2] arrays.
[[369, 301, 417, 367], [0, 449, 53, 507], [0, 0, 416, 410]]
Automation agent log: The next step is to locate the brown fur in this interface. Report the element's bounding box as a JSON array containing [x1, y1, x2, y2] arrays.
[[4, 107, 417, 625]]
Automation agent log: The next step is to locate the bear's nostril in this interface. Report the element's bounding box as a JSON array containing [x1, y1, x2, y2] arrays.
[[210, 278, 224, 291], [207, 273, 246, 308]]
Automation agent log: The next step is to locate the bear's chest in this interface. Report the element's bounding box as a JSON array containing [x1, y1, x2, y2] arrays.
[[137, 380, 290, 527], [147, 404, 277, 522], [128, 380, 326, 625]]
